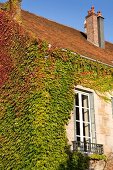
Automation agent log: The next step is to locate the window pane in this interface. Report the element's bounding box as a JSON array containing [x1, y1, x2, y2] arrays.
[[75, 93, 79, 106], [76, 107, 80, 120], [82, 108, 89, 122], [83, 137, 91, 143], [83, 123, 90, 137], [77, 137, 80, 142], [76, 122, 80, 135], [82, 95, 89, 108]]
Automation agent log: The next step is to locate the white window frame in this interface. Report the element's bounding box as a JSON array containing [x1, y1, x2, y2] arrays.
[[74, 89, 92, 143]]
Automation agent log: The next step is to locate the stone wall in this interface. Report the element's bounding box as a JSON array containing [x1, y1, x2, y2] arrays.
[[89, 160, 105, 170], [89, 153, 113, 170], [95, 92, 113, 154], [66, 85, 113, 154]]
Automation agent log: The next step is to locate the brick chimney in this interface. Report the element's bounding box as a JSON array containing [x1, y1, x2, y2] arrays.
[[9, 0, 22, 22], [85, 6, 105, 48]]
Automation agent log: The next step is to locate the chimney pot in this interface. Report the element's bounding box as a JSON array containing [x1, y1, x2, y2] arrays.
[[97, 11, 102, 17], [88, 6, 95, 16], [91, 6, 95, 14]]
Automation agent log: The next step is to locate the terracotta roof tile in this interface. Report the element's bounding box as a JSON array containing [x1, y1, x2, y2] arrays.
[[0, 1, 113, 66], [21, 10, 113, 66]]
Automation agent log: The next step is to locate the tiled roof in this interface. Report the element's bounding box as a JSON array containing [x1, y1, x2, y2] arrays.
[[21, 10, 113, 66], [0, 1, 113, 66]]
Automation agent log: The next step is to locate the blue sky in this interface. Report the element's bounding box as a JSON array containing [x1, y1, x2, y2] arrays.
[[1, 0, 113, 43]]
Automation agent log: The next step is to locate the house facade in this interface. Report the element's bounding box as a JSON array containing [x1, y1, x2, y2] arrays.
[[66, 6, 113, 156], [22, 5, 113, 169], [0, 1, 113, 170], [66, 85, 113, 154]]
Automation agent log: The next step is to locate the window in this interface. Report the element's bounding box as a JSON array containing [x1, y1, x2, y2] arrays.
[[73, 88, 104, 154], [74, 89, 96, 144]]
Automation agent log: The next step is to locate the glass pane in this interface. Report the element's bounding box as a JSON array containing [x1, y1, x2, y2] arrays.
[[83, 123, 90, 137], [76, 122, 80, 135], [75, 93, 79, 106], [77, 137, 80, 142], [76, 107, 80, 120], [82, 95, 89, 108], [82, 108, 89, 122], [83, 137, 91, 143]]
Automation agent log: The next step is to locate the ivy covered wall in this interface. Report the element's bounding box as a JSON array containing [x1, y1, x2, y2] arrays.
[[0, 10, 113, 170]]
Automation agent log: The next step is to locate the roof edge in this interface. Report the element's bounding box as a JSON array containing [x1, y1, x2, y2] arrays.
[[62, 49, 113, 68]]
